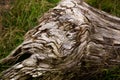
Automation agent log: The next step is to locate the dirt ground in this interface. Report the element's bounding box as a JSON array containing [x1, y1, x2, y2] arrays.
[[0, 0, 11, 11]]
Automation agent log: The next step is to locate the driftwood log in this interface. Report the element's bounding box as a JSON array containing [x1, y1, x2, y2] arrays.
[[0, 0, 120, 80]]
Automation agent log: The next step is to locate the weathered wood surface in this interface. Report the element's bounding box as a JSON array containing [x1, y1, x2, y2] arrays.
[[0, 0, 120, 79]]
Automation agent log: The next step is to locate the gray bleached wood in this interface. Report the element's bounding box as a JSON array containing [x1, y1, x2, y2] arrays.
[[0, 0, 120, 79]]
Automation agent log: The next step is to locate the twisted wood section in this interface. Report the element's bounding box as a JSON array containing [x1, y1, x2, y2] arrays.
[[0, 0, 120, 80]]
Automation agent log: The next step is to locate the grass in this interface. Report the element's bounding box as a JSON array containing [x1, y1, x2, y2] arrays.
[[88, 66, 120, 80], [85, 0, 120, 17], [0, 0, 120, 79]]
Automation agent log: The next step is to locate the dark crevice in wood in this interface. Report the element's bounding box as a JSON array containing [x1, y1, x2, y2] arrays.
[[12, 47, 22, 56], [14, 52, 32, 64]]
